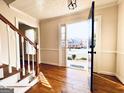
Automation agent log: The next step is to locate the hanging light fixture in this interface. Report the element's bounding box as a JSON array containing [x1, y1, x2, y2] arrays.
[[68, 0, 77, 10]]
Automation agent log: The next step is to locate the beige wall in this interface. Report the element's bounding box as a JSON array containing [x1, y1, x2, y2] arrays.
[[0, 0, 39, 67], [116, 0, 124, 84], [95, 5, 118, 75], [40, 5, 118, 75]]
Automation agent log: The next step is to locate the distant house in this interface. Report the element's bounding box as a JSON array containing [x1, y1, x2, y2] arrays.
[[67, 38, 87, 49]]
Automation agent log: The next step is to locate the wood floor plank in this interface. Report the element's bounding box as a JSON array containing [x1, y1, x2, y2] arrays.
[[26, 64, 90, 93], [26, 64, 124, 93], [93, 74, 124, 93]]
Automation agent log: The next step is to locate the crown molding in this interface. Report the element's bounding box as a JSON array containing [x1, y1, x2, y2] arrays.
[[9, 5, 37, 21], [95, 1, 118, 10], [40, 2, 118, 22], [117, 0, 124, 4]]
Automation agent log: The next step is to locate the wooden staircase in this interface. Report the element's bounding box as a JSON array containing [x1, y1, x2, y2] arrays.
[[0, 64, 19, 80], [0, 64, 38, 93], [0, 13, 40, 93]]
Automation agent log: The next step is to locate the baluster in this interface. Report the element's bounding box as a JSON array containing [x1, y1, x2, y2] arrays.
[[0, 63, 2, 66], [28, 53, 31, 73], [6, 24, 12, 73], [32, 54, 35, 76], [36, 44, 40, 76], [15, 32, 20, 70], [21, 37, 25, 76], [26, 41, 31, 74]]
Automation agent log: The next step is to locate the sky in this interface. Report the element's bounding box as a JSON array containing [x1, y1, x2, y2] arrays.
[[66, 21, 90, 40]]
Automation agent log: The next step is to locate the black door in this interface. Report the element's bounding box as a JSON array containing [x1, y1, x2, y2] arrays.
[[88, 1, 95, 92]]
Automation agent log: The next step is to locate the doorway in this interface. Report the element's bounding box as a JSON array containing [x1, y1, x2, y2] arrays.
[[59, 16, 101, 72], [18, 23, 38, 63], [66, 21, 89, 71], [59, 19, 100, 71], [15, 19, 38, 70]]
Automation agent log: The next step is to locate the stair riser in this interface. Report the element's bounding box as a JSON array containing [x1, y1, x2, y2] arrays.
[[0, 73, 20, 86], [24, 78, 38, 93], [18, 75, 30, 85], [12, 77, 38, 93], [0, 68, 4, 78]]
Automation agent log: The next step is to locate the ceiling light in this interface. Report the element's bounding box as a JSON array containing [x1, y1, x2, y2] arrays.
[[68, 0, 77, 10]]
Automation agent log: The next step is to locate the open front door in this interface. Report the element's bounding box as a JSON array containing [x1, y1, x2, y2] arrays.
[[88, 1, 95, 92]]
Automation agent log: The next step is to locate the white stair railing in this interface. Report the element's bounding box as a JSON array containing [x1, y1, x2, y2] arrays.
[[25, 30, 36, 77], [6, 24, 12, 73], [21, 37, 25, 76]]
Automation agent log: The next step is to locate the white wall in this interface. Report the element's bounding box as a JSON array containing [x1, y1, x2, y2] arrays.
[[116, 0, 124, 84]]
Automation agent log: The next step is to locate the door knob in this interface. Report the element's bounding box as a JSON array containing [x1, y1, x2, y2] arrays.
[[88, 51, 96, 54]]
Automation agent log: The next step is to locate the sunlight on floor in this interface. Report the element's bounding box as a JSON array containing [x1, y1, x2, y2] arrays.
[[38, 72, 52, 88]]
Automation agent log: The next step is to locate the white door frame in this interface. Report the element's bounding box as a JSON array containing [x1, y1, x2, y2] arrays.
[[58, 24, 67, 66], [58, 16, 101, 68]]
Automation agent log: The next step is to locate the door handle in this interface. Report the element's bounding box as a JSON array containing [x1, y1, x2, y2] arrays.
[[88, 51, 96, 54], [90, 45, 95, 48]]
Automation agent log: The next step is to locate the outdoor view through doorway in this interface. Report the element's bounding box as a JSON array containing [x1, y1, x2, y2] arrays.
[[65, 21, 96, 71]]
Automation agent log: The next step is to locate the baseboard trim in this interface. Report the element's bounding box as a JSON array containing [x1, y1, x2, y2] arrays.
[[40, 48, 59, 51], [94, 73, 124, 87], [96, 71, 124, 84], [116, 74, 124, 84], [41, 61, 59, 66], [97, 71, 116, 76]]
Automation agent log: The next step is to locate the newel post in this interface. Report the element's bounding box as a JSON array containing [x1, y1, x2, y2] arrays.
[[36, 43, 40, 76]]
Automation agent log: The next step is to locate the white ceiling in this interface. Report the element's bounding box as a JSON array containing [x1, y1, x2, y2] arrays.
[[10, 0, 118, 20]]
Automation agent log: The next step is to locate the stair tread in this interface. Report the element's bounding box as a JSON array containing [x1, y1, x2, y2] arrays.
[[18, 71, 30, 82], [0, 64, 20, 80], [28, 76, 36, 83], [0, 64, 8, 68]]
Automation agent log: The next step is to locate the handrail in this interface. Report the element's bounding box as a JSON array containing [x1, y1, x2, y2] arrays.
[[0, 13, 37, 49]]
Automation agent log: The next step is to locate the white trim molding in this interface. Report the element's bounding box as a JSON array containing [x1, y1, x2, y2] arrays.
[[9, 5, 37, 22], [116, 51, 124, 55], [116, 74, 124, 84], [96, 50, 124, 54], [41, 61, 59, 66], [40, 48, 59, 51], [97, 71, 116, 76], [96, 1, 118, 10], [117, 0, 124, 4], [101, 50, 117, 54], [15, 17, 38, 28]]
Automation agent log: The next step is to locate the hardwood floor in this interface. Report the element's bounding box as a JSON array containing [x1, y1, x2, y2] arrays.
[[26, 64, 124, 93], [93, 73, 124, 93], [26, 64, 90, 93], [94, 73, 122, 84]]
